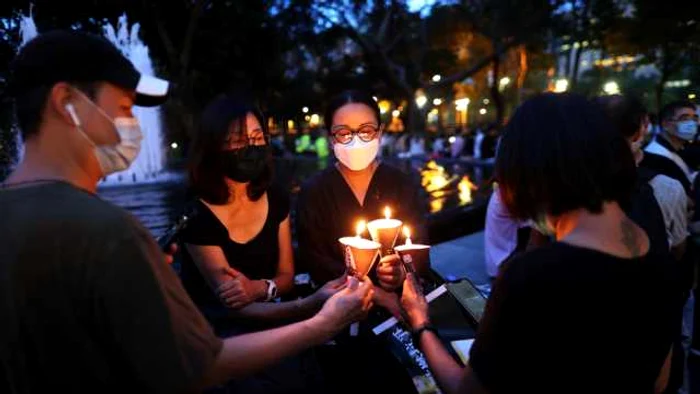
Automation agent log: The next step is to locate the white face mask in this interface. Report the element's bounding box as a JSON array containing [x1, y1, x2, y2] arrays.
[[66, 95, 143, 177], [334, 137, 379, 171], [674, 120, 698, 141]]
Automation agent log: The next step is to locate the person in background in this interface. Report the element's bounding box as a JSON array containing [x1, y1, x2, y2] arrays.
[[450, 130, 465, 159], [409, 133, 427, 157], [473, 126, 485, 159], [641, 100, 698, 195], [596, 95, 688, 260], [295, 129, 314, 157], [297, 89, 425, 394], [400, 93, 679, 394], [484, 185, 533, 281], [0, 31, 373, 394], [432, 133, 446, 158], [597, 95, 690, 393], [480, 123, 499, 160]]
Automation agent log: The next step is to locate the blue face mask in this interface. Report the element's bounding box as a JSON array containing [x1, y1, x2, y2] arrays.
[[674, 120, 698, 142]]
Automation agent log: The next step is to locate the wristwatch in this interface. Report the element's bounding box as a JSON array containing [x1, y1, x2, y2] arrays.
[[411, 322, 438, 345], [264, 279, 278, 301]]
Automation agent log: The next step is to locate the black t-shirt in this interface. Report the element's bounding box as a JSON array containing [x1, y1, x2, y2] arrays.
[[179, 185, 290, 309], [626, 169, 669, 256], [296, 163, 427, 285], [469, 242, 681, 393], [0, 181, 222, 394]]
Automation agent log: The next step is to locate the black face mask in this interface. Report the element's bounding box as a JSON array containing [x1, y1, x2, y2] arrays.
[[219, 145, 267, 183]]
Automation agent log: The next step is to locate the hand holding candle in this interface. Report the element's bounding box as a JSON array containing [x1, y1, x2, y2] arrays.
[[395, 225, 431, 277], [339, 219, 380, 278]]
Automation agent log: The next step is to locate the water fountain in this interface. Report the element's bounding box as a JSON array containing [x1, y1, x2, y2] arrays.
[[101, 15, 166, 186], [17, 12, 171, 186]]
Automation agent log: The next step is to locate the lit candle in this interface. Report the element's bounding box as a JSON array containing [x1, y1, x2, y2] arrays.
[[356, 220, 366, 238], [367, 207, 403, 256], [403, 226, 412, 246]]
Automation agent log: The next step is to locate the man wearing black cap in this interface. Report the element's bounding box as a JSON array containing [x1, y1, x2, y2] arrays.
[[0, 31, 373, 393]]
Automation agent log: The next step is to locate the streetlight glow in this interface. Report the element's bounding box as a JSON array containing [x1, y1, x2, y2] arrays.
[[432, 74, 441, 82], [392, 109, 401, 118], [302, 107, 309, 113], [689, 93, 697, 100], [554, 78, 569, 93], [455, 98, 470, 110], [416, 94, 428, 108], [310, 114, 320, 126], [603, 81, 620, 95], [433, 98, 442, 106], [479, 108, 487, 115], [170, 142, 178, 149], [499, 77, 511, 88]]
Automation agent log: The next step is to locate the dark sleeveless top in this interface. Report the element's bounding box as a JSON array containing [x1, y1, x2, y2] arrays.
[[179, 185, 290, 310]]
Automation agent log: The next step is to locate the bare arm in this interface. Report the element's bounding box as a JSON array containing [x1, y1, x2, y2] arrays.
[[655, 347, 672, 394], [415, 330, 470, 394], [200, 276, 374, 388], [274, 215, 295, 295], [402, 274, 489, 394], [186, 243, 266, 305], [202, 315, 331, 385], [224, 277, 346, 322], [185, 243, 236, 290]]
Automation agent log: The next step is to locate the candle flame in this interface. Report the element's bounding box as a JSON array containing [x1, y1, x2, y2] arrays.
[[404, 226, 413, 245], [384, 206, 391, 220], [356, 220, 366, 237]]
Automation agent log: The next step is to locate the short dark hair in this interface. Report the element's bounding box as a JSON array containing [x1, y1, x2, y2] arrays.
[[594, 94, 647, 139], [660, 100, 696, 122], [324, 90, 381, 128], [14, 82, 98, 140], [496, 93, 636, 220], [188, 95, 272, 205]]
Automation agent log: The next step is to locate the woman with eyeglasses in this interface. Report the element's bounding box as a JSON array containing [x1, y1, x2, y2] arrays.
[[179, 95, 353, 393], [296, 90, 426, 394]]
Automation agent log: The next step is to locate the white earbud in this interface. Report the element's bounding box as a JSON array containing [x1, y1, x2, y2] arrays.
[[65, 103, 81, 127]]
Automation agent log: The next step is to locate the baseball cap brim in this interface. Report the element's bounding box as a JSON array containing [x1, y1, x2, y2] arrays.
[[134, 75, 169, 107]]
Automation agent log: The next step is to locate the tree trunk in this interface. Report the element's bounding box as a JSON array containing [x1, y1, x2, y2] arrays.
[[490, 52, 505, 125], [516, 45, 528, 105], [570, 44, 583, 90], [405, 100, 425, 135]]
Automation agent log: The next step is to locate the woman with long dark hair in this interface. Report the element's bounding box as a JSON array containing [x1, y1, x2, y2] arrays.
[[401, 93, 680, 394]]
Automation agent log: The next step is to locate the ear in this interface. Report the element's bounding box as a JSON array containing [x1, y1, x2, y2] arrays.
[[49, 82, 80, 127]]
